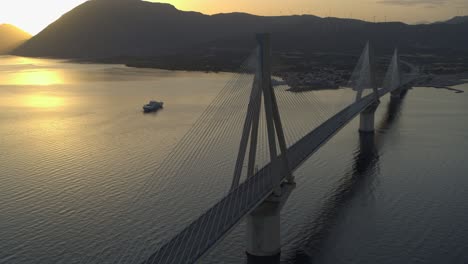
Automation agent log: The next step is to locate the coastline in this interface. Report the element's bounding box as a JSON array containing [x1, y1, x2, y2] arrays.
[[62, 56, 468, 93]]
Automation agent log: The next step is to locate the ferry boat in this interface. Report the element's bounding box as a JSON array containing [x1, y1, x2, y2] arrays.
[[143, 100, 164, 113]]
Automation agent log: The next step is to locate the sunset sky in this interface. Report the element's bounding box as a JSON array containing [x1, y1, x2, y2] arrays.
[[1, 0, 467, 35]]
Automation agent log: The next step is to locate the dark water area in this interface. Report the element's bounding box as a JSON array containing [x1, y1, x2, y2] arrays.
[[274, 88, 468, 264], [210, 86, 468, 264], [1, 56, 467, 264]]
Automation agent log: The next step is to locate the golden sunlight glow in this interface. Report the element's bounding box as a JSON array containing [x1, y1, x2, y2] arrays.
[[11, 71, 64, 86], [25, 95, 65, 108], [0, 0, 462, 35], [152, 0, 461, 24], [0, 0, 88, 35]]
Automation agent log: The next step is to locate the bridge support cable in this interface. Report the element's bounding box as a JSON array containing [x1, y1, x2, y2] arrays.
[[135, 45, 289, 264], [138, 36, 418, 264], [138, 65, 264, 264], [80, 62, 255, 264], [270, 82, 294, 184], [141, 78, 385, 264], [275, 90, 316, 147], [275, 88, 338, 149], [80, 51, 262, 264]]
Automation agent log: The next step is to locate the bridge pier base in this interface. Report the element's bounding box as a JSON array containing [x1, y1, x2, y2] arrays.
[[359, 101, 380, 133], [391, 88, 403, 100], [246, 182, 295, 263]]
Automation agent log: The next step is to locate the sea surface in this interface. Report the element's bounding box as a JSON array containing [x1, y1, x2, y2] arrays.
[[0, 55, 467, 264]]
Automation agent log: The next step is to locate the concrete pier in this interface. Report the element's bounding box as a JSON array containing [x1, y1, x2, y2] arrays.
[[246, 182, 295, 263], [359, 101, 380, 133], [391, 87, 403, 99]]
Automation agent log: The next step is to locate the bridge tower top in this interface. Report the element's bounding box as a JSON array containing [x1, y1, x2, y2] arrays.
[[384, 47, 404, 95], [354, 41, 379, 102], [230, 33, 293, 191]]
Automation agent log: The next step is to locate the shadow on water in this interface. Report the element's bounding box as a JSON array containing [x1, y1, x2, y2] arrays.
[[377, 89, 408, 135], [142, 108, 164, 116], [280, 92, 408, 264]]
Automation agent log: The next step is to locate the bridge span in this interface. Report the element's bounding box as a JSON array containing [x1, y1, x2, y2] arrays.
[[142, 34, 417, 264]]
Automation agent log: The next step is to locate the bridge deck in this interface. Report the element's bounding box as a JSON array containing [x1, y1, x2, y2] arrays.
[[143, 89, 387, 264]]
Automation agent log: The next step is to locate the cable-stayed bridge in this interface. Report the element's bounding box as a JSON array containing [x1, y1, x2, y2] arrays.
[[105, 34, 418, 264], [133, 34, 418, 264]]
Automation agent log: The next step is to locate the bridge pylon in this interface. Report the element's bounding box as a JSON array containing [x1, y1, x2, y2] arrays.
[[231, 33, 293, 190], [229, 33, 295, 262], [389, 48, 404, 100], [356, 42, 380, 133], [359, 101, 380, 133]]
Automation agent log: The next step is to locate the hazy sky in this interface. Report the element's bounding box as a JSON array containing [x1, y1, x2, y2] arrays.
[[1, 0, 467, 35]]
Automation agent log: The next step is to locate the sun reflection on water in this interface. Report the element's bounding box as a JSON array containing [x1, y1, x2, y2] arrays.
[[25, 95, 65, 108], [10, 70, 64, 86]]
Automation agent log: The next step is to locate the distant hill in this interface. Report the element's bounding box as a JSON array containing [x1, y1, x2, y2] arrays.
[[442, 16, 468, 24], [0, 24, 31, 54], [13, 0, 468, 63]]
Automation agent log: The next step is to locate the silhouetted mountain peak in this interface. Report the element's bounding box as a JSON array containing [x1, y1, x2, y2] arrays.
[[1, 23, 17, 30], [0, 23, 30, 34], [439, 16, 468, 24], [0, 24, 31, 54], [12, 1, 468, 59], [91, 0, 177, 9], [448, 16, 468, 24]]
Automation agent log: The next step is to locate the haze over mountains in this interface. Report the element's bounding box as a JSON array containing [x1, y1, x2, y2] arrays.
[[12, 0, 468, 65], [0, 24, 31, 54]]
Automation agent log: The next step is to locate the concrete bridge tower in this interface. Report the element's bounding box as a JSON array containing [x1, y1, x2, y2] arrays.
[[390, 49, 404, 100], [230, 33, 296, 263], [357, 42, 380, 133]]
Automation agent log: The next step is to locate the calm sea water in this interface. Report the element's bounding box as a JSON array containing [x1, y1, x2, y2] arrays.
[[0, 56, 467, 264]]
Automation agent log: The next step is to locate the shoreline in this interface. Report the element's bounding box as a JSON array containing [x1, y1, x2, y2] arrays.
[[33, 56, 468, 92]]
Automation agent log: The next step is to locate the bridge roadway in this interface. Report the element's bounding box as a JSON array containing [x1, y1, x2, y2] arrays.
[[143, 88, 390, 264]]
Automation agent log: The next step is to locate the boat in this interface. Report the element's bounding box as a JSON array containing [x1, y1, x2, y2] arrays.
[[143, 100, 164, 112]]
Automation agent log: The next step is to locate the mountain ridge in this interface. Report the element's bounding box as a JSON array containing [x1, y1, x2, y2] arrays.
[[13, 0, 468, 68], [0, 24, 31, 54], [441, 16, 468, 24]]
